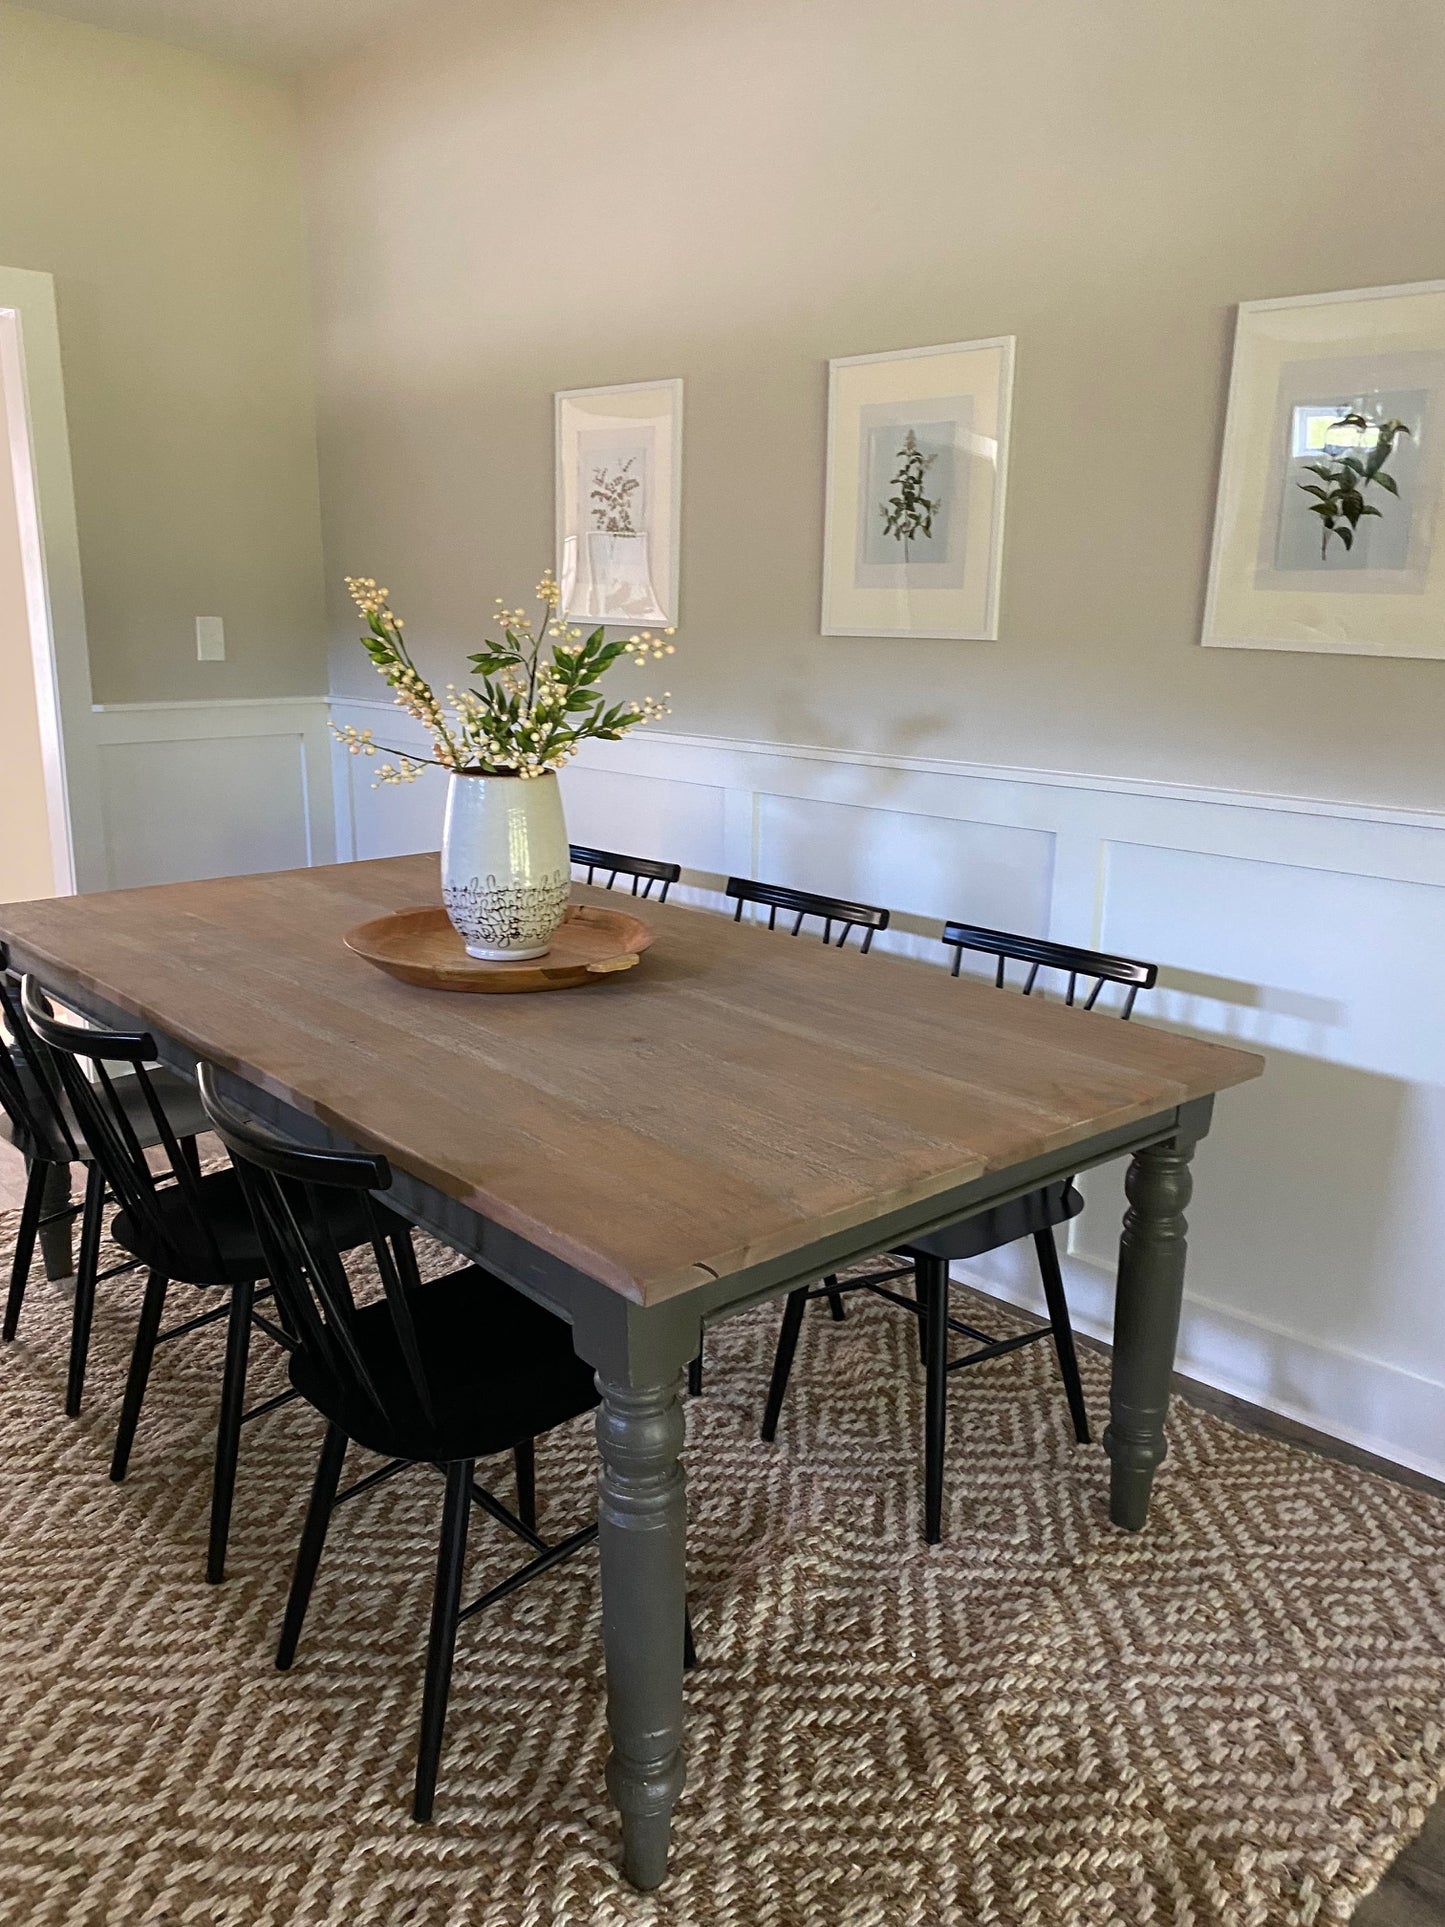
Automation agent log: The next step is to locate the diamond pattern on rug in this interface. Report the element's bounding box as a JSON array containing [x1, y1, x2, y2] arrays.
[[0, 1196, 1442, 1925]]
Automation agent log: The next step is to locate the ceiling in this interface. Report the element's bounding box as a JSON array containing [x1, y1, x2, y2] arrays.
[[10, 0, 426, 72]]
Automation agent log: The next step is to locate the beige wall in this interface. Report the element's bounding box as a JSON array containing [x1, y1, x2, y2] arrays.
[[0, 4, 326, 704], [304, 0, 1445, 809]]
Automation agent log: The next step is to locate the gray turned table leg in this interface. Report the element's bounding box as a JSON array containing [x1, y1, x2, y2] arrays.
[[38, 1162, 74, 1280], [1104, 1132, 1198, 1531], [595, 1370, 688, 1890]]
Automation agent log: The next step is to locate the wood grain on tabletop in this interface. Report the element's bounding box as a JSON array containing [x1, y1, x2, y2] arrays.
[[0, 857, 1263, 1304]]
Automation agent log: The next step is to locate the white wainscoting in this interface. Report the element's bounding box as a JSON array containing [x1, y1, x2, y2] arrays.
[[89, 697, 336, 890], [330, 695, 1445, 1480]]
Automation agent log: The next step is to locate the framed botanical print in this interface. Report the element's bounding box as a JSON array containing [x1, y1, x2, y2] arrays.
[[1202, 281, 1445, 656], [555, 378, 682, 628], [821, 337, 1014, 640]]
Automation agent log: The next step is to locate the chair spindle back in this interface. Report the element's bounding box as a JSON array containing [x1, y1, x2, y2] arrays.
[[940, 923, 1157, 1018], [725, 877, 890, 952], [570, 845, 681, 902], [196, 1063, 436, 1435], [20, 976, 223, 1274], [0, 946, 78, 1163]]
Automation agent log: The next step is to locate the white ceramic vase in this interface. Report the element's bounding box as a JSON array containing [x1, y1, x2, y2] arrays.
[[440, 770, 571, 961]]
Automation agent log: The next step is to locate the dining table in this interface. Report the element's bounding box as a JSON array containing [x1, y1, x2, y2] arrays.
[[0, 853, 1264, 1890]]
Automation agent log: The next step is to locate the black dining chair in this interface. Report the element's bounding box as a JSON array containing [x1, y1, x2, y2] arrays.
[[686, 878, 893, 1397], [570, 844, 681, 902], [760, 922, 1159, 1545], [1, 949, 209, 1412], [19, 976, 401, 1585], [194, 1062, 610, 1823], [724, 875, 890, 952]]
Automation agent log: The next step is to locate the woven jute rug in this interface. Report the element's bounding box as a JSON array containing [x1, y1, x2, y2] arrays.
[[1, 1200, 1444, 1926]]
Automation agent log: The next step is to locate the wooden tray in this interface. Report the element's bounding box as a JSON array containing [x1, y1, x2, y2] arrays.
[[343, 903, 655, 993]]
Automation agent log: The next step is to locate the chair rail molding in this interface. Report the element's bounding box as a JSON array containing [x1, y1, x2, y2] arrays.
[[328, 698, 1445, 1481], [91, 694, 334, 891]]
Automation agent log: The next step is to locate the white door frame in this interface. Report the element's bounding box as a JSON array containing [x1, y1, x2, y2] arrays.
[[0, 266, 102, 894]]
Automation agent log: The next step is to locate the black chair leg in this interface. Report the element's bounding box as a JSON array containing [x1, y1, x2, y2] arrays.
[[687, 1351, 703, 1397], [1034, 1228, 1091, 1445], [824, 1275, 847, 1321], [683, 1603, 698, 1672], [413, 1456, 473, 1823], [513, 1437, 536, 1531], [38, 1161, 74, 1282], [277, 1420, 348, 1670], [207, 1278, 255, 1584], [761, 1287, 809, 1443], [109, 1269, 169, 1482], [920, 1254, 949, 1545], [3, 1159, 47, 1342], [64, 1162, 106, 1418]]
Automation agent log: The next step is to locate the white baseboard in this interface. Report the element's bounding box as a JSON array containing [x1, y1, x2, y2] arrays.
[[959, 1247, 1445, 1487]]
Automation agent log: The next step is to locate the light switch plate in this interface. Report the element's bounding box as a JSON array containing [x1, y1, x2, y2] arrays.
[[196, 615, 225, 661]]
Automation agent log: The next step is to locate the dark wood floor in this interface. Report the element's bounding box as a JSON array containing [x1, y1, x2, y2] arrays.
[[0, 1140, 1439, 1919], [1360, 1809, 1445, 1927], [1170, 1368, 1445, 1924]]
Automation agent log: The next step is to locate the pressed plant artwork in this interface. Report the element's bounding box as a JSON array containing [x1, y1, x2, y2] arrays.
[[1296, 412, 1412, 559], [1203, 281, 1445, 655], [331, 572, 676, 785], [881, 428, 941, 554], [590, 458, 642, 537], [556, 381, 681, 626], [824, 336, 1013, 638]]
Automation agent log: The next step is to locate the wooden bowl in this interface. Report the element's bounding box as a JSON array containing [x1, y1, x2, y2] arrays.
[[343, 902, 655, 993]]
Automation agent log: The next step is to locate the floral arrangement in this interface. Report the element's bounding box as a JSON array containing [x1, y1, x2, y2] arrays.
[[333, 571, 676, 784]]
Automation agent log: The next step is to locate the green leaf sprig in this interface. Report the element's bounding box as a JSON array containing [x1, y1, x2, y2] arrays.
[[881, 429, 939, 552], [1297, 414, 1411, 560]]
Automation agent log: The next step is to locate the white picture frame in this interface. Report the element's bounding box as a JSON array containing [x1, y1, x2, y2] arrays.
[[821, 336, 1014, 640], [555, 378, 682, 628], [1202, 280, 1445, 657]]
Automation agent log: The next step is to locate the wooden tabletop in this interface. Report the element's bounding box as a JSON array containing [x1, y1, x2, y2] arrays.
[[0, 857, 1262, 1305]]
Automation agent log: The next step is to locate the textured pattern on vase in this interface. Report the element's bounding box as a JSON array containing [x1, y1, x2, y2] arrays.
[[441, 869, 571, 956], [0, 1197, 1443, 1925]]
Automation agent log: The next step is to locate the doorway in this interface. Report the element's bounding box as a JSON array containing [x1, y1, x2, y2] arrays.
[[0, 267, 97, 902], [0, 317, 63, 901]]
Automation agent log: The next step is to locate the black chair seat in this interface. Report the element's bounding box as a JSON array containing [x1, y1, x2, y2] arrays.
[[288, 1264, 601, 1463], [112, 1163, 397, 1286], [0, 1053, 207, 1165], [901, 1180, 1083, 1263]]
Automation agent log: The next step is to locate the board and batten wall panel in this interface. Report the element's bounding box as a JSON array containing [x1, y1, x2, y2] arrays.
[[340, 754, 446, 863], [755, 795, 1054, 950], [330, 701, 1445, 1480], [90, 698, 335, 890], [1075, 845, 1445, 1451], [560, 765, 728, 885]]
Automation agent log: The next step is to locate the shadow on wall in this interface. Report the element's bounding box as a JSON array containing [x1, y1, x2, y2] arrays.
[[1063, 1040, 1439, 1448], [1157, 966, 1345, 1032]]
